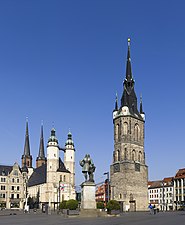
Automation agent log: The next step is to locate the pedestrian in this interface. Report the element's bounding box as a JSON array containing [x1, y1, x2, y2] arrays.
[[148, 203, 154, 215]]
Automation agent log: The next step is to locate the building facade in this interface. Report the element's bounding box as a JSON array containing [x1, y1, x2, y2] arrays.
[[148, 177, 174, 211], [174, 168, 185, 210], [110, 39, 148, 211], [0, 163, 24, 209], [26, 127, 76, 210]]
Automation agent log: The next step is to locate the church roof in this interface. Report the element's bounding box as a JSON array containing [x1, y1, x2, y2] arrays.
[[57, 158, 70, 173], [0, 165, 12, 176], [28, 164, 46, 187], [28, 158, 70, 187]]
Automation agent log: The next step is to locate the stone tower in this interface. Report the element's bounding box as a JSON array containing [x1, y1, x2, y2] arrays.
[[110, 39, 148, 211], [21, 120, 32, 169], [64, 131, 75, 187], [36, 124, 47, 168]]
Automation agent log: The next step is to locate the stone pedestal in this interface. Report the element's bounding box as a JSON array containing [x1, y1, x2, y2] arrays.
[[81, 181, 96, 209]]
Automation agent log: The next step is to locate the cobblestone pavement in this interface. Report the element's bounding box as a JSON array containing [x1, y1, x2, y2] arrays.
[[1, 211, 185, 225]]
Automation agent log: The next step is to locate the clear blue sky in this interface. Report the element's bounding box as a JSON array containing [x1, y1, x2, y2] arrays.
[[0, 0, 185, 186]]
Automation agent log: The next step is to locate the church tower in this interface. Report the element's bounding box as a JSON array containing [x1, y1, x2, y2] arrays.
[[64, 131, 75, 187], [110, 39, 148, 211], [46, 128, 59, 184], [36, 124, 47, 168], [21, 120, 32, 169]]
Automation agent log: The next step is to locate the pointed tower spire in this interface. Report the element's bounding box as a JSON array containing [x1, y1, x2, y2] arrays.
[[21, 119, 32, 168], [126, 38, 132, 80], [140, 94, 143, 114], [36, 124, 46, 168], [120, 38, 142, 118], [24, 119, 30, 156], [115, 93, 118, 111]]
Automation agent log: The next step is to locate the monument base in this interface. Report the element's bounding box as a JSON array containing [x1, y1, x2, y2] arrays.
[[81, 181, 96, 209]]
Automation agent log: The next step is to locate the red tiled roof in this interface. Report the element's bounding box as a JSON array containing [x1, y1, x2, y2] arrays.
[[174, 168, 185, 179]]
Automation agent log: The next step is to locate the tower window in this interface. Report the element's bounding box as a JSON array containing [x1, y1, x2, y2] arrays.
[[134, 124, 140, 141], [117, 150, 120, 161], [132, 150, 136, 161], [123, 122, 128, 135], [124, 148, 127, 160]]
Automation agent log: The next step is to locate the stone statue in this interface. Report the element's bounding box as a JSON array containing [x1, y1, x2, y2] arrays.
[[80, 154, 96, 182]]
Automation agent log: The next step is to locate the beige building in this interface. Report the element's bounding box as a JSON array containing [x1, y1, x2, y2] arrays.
[[110, 39, 148, 211], [148, 177, 174, 211], [0, 162, 25, 209], [174, 168, 185, 210]]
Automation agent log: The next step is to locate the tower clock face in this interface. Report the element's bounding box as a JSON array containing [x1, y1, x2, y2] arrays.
[[114, 163, 120, 173]]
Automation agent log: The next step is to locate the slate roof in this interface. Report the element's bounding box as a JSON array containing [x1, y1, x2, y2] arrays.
[[28, 158, 70, 187], [28, 164, 46, 187], [0, 165, 12, 176], [57, 158, 70, 173], [120, 40, 143, 120]]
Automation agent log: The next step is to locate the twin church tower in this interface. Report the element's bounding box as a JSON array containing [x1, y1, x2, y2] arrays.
[[110, 39, 148, 211]]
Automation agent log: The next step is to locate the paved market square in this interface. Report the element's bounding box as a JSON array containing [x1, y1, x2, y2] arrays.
[[1, 211, 185, 225]]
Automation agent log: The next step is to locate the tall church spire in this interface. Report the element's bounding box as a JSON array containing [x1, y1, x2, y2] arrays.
[[36, 124, 46, 168], [126, 38, 132, 80], [21, 119, 32, 168], [120, 38, 141, 118], [24, 119, 31, 156]]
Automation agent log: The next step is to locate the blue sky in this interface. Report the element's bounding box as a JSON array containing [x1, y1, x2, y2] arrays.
[[0, 0, 185, 186]]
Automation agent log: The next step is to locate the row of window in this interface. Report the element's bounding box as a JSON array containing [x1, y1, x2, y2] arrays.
[[0, 178, 20, 183], [1, 185, 20, 191], [149, 187, 172, 193], [174, 179, 185, 187], [0, 193, 20, 199], [176, 189, 185, 194], [115, 123, 142, 141], [114, 149, 143, 162], [149, 193, 172, 199]]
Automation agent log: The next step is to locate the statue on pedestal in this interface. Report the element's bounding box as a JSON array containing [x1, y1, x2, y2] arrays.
[[80, 154, 96, 182]]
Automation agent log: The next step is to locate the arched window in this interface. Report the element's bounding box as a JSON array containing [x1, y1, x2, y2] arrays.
[[63, 175, 66, 182], [117, 150, 120, 161], [119, 193, 122, 199], [138, 151, 142, 162], [115, 124, 119, 140], [132, 150, 136, 161], [113, 152, 116, 162], [123, 122, 128, 135], [124, 148, 127, 160], [134, 124, 140, 141]]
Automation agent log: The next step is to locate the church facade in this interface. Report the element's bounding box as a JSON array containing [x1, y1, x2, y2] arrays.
[[110, 39, 148, 211], [24, 123, 76, 210], [0, 121, 76, 210]]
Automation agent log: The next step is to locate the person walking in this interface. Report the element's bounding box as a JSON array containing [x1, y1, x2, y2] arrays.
[[148, 203, 154, 215]]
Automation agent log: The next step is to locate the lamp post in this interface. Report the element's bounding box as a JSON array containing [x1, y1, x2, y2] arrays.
[[103, 172, 110, 203]]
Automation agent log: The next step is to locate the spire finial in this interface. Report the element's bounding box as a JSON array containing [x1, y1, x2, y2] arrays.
[[140, 94, 142, 103], [128, 38, 131, 46]]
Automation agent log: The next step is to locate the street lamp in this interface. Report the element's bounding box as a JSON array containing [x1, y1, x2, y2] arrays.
[[103, 172, 110, 203]]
